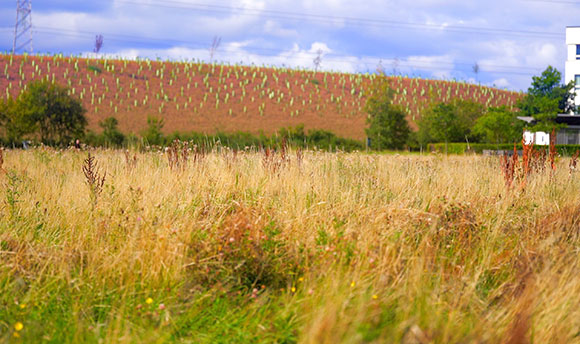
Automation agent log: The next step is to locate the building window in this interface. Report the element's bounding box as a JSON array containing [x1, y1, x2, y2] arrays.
[[575, 75, 580, 86], [576, 45, 580, 55]]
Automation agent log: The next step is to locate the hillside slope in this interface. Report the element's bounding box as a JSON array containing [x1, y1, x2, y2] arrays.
[[0, 54, 523, 139]]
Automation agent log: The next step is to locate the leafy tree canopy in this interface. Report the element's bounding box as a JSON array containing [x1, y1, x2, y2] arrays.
[[364, 77, 411, 150], [99, 116, 125, 147], [15, 80, 87, 145], [518, 66, 574, 131], [417, 99, 484, 145], [473, 106, 524, 144], [0, 98, 28, 144]]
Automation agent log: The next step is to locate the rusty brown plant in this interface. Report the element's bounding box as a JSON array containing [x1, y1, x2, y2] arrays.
[[500, 145, 518, 189], [124, 150, 137, 171], [549, 128, 557, 172], [167, 140, 189, 171], [0, 148, 4, 173], [570, 149, 580, 175], [82, 152, 106, 205]]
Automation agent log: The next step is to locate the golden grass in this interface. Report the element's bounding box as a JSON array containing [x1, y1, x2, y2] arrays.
[[1, 148, 580, 343]]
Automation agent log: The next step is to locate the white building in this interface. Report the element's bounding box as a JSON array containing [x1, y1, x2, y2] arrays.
[[565, 26, 580, 110]]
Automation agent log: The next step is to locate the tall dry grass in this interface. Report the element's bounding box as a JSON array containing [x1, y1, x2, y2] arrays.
[[1, 147, 580, 343]]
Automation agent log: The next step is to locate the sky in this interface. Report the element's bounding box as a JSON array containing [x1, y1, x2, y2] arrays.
[[0, 0, 577, 91]]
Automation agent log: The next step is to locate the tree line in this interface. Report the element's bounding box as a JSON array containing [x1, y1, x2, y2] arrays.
[[365, 66, 575, 150], [1, 66, 573, 151]]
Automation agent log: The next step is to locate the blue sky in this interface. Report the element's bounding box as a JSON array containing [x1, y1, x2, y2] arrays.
[[0, 0, 576, 91]]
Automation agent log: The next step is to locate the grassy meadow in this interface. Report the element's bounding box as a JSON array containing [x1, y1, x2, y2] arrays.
[[1, 147, 580, 343]]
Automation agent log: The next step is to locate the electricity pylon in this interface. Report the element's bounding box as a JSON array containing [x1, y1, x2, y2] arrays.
[[12, 0, 33, 54]]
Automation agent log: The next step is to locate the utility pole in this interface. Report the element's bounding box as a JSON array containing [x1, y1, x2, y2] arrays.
[[209, 36, 221, 63], [472, 62, 480, 83], [313, 49, 322, 72], [13, 0, 33, 54], [94, 34, 104, 54]]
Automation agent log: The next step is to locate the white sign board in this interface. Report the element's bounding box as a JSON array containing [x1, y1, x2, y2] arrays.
[[523, 131, 550, 146]]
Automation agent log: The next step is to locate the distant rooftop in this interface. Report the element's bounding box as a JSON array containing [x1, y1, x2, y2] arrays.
[[517, 116, 534, 123], [518, 114, 580, 126]]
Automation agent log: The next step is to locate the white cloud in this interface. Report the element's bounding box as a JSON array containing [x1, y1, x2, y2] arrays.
[[309, 42, 332, 54], [492, 78, 510, 89], [404, 55, 455, 79], [94, 43, 467, 82], [239, 0, 266, 10], [90, 41, 359, 73], [524, 43, 559, 68]]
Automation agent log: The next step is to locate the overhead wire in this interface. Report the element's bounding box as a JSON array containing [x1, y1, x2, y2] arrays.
[[523, 0, 580, 4], [107, 0, 563, 38]]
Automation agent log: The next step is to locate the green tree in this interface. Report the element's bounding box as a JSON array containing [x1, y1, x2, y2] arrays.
[[99, 116, 125, 147], [364, 78, 410, 150], [16, 81, 87, 145], [0, 98, 32, 144], [418, 103, 461, 145], [517, 66, 574, 131], [473, 106, 524, 144], [417, 100, 484, 145], [141, 116, 165, 146], [453, 99, 485, 137]]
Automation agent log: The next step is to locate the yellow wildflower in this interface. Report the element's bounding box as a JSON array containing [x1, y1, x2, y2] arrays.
[[14, 322, 23, 331], [145, 298, 153, 304]]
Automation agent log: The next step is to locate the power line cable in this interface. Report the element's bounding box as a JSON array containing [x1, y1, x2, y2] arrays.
[[103, 0, 563, 38], [523, 0, 580, 4]]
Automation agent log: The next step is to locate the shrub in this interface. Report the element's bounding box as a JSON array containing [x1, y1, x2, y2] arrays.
[[16, 80, 87, 146], [141, 116, 165, 146], [306, 129, 364, 151], [187, 208, 304, 290], [99, 117, 125, 147], [427, 142, 580, 156]]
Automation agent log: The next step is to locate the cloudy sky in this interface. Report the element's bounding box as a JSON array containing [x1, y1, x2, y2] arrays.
[[0, 0, 576, 90]]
